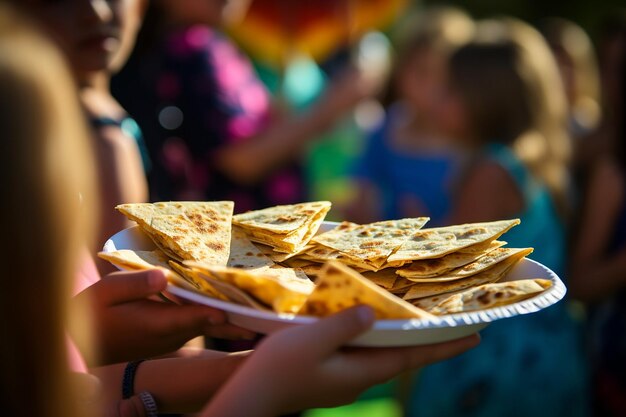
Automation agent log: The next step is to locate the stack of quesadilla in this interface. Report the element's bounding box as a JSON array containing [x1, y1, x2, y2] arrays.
[[116, 201, 234, 265], [100, 201, 550, 318], [232, 201, 331, 260]]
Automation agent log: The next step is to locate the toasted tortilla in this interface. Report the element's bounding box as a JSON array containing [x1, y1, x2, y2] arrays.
[[168, 261, 230, 299], [387, 219, 520, 265], [403, 247, 533, 282], [298, 261, 435, 319], [185, 262, 314, 313], [116, 201, 234, 265], [362, 268, 398, 289], [228, 227, 275, 270], [396, 240, 505, 278], [299, 243, 374, 272], [412, 278, 552, 314], [254, 242, 314, 263], [403, 248, 531, 300], [388, 277, 418, 294], [97, 249, 197, 291], [311, 218, 430, 270], [233, 201, 331, 253]]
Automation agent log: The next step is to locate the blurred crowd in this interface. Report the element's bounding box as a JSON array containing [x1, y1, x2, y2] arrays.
[[1, 0, 625, 416]]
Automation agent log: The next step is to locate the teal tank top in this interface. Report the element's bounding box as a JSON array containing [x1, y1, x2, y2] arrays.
[[484, 143, 566, 277]]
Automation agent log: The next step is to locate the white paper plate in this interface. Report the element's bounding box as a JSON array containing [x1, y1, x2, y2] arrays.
[[103, 222, 567, 347]]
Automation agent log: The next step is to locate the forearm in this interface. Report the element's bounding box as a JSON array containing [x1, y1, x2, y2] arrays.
[[213, 106, 334, 185], [92, 352, 248, 414], [199, 358, 278, 417], [569, 251, 626, 302]]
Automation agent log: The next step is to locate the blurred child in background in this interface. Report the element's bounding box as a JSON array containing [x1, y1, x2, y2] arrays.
[[18, 0, 259, 367], [23, 0, 150, 269], [406, 18, 588, 417], [113, 0, 374, 212], [569, 22, 626, 417], [348, 7, 474, 225]]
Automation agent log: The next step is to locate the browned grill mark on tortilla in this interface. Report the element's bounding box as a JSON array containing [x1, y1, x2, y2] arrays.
[[205, 241, 225, 251], [359, 240, 384, 249], [477, 292, 491, 305]]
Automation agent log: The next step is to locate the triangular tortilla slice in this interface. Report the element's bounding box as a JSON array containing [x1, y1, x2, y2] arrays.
[[362, 268, 398, 289], [298, 261, 435, 319], [311, 218, 430, 270], [185, 262, 314, 314], [412, 278, 552, 315], [228, 227, 275, 270], [388, 277, 418, 294], [116, 201, 234, 265], [387, 219, 520, 265], [396, 240, 506, 279], [403, 247, 533, 282], [458, 239, 507, 254], [299, 244, 375, 272], [168, 261, 230, 299], [403, 248, 531, 300], [97, 249, 195, 291], [233, 201, 331, 253], [173, 263, 270, 310], [254, 242, 314, 263]]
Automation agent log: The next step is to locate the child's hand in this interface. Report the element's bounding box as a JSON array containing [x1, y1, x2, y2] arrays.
[[202, 306, 480, 416], [73, 270, 256, 365]]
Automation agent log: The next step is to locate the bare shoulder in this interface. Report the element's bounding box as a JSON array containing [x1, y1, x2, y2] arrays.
[[464, 160, 520, 197], [454, 160, 524, 222]]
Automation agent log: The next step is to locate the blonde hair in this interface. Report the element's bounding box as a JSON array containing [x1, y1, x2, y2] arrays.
[[0, 5, 96, 417], [541, 18, 602, 133], [394, 6, 475, 58], [449, 18, 571, 217]]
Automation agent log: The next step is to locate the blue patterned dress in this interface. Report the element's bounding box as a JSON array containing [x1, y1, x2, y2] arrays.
[[406, 144, 589, 417]]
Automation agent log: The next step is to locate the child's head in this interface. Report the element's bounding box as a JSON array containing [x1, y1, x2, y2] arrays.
[[19, 0, 145, 78], [541, 18, 601, 135], [437, 18, 571, 214], [391, 7, 474, 116], [0, 5, 96, 416]]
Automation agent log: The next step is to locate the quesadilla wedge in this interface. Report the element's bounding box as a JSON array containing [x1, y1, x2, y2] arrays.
[[412, 278, 552, 315], [168, 261, 230, 299], [362, 268, 398, 289], [116, 201, 234, 265], [228, 227, 275, 270], [396, 240, 506, 279], [233, 201, 331, 254], [185, 262, 314, 313], [403, 247, 533, 282], [386, 219, 520, 265], [97, 249, 195, 290], [299, 243, 374, 272], [298, 261, 435, 319], [403, 248, 531, 300], [174, 263, 270, 310], [311, 218, 430, 270]]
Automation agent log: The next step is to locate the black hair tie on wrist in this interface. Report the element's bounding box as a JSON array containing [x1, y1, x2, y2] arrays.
[[122, 359, 146, 399]]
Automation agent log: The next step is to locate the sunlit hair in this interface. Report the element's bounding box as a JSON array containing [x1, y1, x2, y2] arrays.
[[394, 6, 475, 58], [0, 5, 96, 417], [384, 6, 475, 105], [449, 18, 572, 218], [541, 18, 602, 135]]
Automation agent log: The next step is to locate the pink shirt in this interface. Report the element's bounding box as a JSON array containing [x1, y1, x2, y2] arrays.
[[67, 249, 101, 373]]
